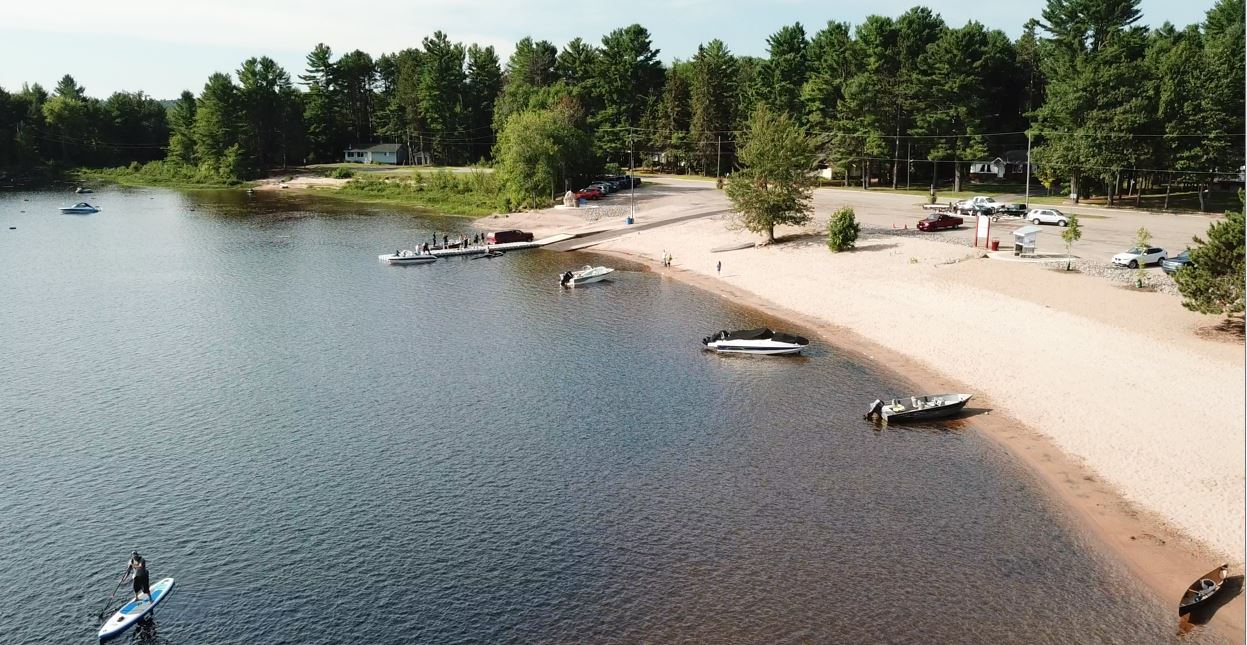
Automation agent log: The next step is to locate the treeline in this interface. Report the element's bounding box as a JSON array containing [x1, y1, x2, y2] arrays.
[[0, 0, 1242, 208]]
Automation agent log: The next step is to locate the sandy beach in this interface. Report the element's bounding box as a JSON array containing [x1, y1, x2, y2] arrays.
[[497, 180, 1245, 638]]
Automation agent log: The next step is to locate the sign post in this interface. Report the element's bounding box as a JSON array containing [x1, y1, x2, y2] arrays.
[[975, 214, 991, 249]]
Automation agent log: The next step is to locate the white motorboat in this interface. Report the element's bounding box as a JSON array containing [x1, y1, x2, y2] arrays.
[[60, 202, 99, 214], [560, 265, 615, 286], [702, 328, 809, 355], [378, 249, 437, 265], [75, 186, 93, 194]]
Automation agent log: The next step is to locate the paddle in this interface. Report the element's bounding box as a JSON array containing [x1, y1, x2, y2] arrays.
[[96, 565, 130, 621]]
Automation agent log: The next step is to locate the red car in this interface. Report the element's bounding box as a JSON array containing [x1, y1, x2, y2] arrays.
[[575, 187, 603, 200], [917, 212, 964, 231]]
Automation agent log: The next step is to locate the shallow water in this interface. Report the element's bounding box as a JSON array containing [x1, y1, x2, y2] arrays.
[[0, 187, 1221, 643]]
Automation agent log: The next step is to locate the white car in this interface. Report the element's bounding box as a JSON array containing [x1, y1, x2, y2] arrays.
[[1027, 208, 1070, 226], [1112, 246, 1167, 268]]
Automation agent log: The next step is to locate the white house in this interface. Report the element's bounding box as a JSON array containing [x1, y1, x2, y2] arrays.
[[343, 143, 408, 165]]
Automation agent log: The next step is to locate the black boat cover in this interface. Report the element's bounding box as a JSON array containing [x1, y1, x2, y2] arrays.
[[714, 328, 809, 345]]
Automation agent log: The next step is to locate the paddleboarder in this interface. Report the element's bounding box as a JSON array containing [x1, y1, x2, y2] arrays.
[[126, 552, 151, 602]]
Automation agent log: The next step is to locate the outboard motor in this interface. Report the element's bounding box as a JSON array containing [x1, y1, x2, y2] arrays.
[[865, 399, 884, 420], [560, 271, 573, 286]]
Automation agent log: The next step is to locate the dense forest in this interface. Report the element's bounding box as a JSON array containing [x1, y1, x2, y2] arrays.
[[0, 0, 1242, 209]]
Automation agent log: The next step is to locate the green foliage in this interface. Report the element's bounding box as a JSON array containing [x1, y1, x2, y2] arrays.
[[325, 166, 355, 179], [1133, 226, 1151, 284], [759, 23, 809, 118], [724, 105, 816, 242], [334, 170, 504, 216], [1174, 206, 1245, 316], [493, 108, 592, 209], [826, 206, 861, 251], [591, 24, 665, 162], [1060, 212, 1081, 269], [77, 160, 242, 188], [689, 39, 739, 175]]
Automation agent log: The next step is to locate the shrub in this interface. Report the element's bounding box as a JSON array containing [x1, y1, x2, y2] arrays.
[[326, 167, 355, 179], [827, 206, 861, 252]]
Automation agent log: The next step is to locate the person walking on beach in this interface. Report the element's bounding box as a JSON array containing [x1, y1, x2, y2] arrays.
[[126, 551, 151, 602], [716, 260, 721, 276]]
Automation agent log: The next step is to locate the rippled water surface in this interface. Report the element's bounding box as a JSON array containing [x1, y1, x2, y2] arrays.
[[0, 187, 1217, 643]]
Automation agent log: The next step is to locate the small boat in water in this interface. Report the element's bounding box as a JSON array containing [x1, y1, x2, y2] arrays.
[[1179, 564, 1229, 616], [75, 186, 93, 194], [60, 202, 99, 214], [702, 328, 809, 355], [472, 250, 505, 259], [378, 249, 437, 265], [865, 394, 972, 422], [560, 265, 614, 286]]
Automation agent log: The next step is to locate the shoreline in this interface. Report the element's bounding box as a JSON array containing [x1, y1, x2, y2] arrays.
[[590, 243, 1245, 642]]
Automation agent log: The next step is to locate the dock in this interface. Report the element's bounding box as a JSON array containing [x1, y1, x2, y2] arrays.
[[423, 234, 576, 257]]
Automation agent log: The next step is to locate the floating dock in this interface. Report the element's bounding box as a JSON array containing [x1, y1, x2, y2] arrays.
[[421, 234, 576, 258]]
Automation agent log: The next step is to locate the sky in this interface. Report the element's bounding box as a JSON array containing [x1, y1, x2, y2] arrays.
[[0, 0, 1217, 100]]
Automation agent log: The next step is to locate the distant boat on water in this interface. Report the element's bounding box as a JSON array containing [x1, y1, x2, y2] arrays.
[[378, 249, 437, 265], [560, 265, 614, 286], [60, 202, 99, 214], [75, 186, 93, 194]]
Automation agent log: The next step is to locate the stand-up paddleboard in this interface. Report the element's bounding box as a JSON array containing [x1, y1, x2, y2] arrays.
[[98, 577, 175, 642]]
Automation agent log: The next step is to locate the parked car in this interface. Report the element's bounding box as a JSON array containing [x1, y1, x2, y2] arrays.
[[954, 195, 1000, 215], [1161, 250, 1194, 275], [1027, 208, 1070, 226], [917, 212, 964, 231], [1112, 246, 1167, 268], [994, 203, 1028, 217], [589, 181, 614, 194], [487, 230, 534, 244], [575, 187, 603, 200]]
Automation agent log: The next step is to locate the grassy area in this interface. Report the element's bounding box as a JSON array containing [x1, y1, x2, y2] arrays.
[[1028, 190, 1238, 213], [77, 162, 245, 190], [325, 171, 507, 217], [304, 163, 484, 180]]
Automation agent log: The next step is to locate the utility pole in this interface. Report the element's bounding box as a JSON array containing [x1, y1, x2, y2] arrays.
[[716, 135, 722, 182], [906, 141, 911, 190], [1024, 131, 1032, 206], [629, 127, 636, 221]]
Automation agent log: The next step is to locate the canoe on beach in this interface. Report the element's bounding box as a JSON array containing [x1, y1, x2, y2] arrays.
[[1179, 564, 1229, 616]]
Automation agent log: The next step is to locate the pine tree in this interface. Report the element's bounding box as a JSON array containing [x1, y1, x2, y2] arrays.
[[418, 32, 466, 164], [689, 39, 738, 176], [167, 90, 198, 165], [299, 44, 340, 162], [591, 25, 664, 164], [193, 72, 246, 178], [1174, 205, 1245, 315], [464, 45, 502, 162], [759, 23, 808, 118]]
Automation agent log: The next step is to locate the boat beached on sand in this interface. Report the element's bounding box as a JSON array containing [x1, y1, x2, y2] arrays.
[[865, 394, 972, 422], [702, 328, 809, 355], [1179, 564, 1230, 617], [560, 265, 614, 286], [60, 202, 100, 214], [378, 249, 437, 265]]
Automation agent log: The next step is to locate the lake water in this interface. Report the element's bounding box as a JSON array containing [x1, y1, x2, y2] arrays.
[[0, 187, 1219, 643]]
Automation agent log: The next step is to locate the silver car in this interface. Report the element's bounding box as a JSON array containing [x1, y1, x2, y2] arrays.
[[1027, 208, 1070, 226]]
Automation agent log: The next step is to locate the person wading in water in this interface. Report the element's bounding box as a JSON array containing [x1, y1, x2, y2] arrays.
[[126, 551, 151, 602]]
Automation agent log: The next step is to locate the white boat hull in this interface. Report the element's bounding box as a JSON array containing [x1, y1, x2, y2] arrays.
[[560, 266, 615, 286], [704, 341, 805, 355], [379, 253, 437, 265], [98, 577, 175, 642], [60, 207, 99, 214]]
